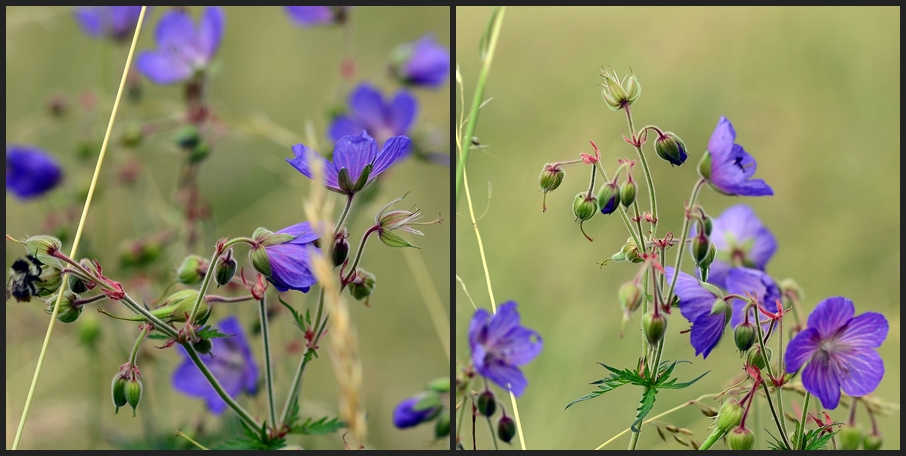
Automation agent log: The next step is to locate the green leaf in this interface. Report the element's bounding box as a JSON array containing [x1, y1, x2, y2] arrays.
[[631, 387, 657, 432], [413, 392, 442, 411], [289, 416, 346, 435], [196, 325, 234, 340], [278, 296, 305, 332], [803, 427, 839, 450], [564, 362, 638, 410], [765, 429, 791, 450], [147, 333, 169, 340], [478, 7, 501, 61]]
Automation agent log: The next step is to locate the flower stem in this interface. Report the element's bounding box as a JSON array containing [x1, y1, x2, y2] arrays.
[[697, 427, 729, 450], [797, 392, 811, 450], [258, 295, 277, 429], [279, 289, 324, 426], [128, 324, 149, 366], [486, 415, 500, 450], [760, 382, 793, 449], [182, 341, 261, 431], [455, 6, 506, 203], [663, 178, 706, 306], [339, 225, 380, 291], [753, 303, 790, 441], [186, 247, 222, 327], [623, 104, 658, 241], [334, 194, 354, 233], [596, 162, 644, 255]]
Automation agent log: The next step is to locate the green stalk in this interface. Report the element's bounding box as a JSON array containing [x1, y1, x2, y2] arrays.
[[455, 6, 506, 202], [754, 310, 793, 449], [182, 342, 261, 431], [623, 105, 658, 241], [797, 393, 811, 450], [595, 163, 644, 256], [486, 415, 500, 450], [258, 296, 277, 428], [128, 325, 149, 366], [663, 178, 706, 305], [339, 225, 380, 292], [279, 290, 325, 425], [697, 427, 728, 450]]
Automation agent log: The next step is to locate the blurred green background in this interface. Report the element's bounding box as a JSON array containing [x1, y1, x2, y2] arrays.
[[6, 6, 449, 450], [456, 6, 898, 450]]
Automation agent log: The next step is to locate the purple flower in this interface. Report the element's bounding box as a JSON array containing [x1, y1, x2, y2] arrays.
[[665, 267, 728, 359], [328, 82, 417, 157], [135, 6, 225, 85], [6, 145, 63, 200], [73, 6, 145, 42], [389, 34, 450, 88], [785, 297, 888, 409], [692, 204, 777, 289], [287, 130, 410, 195], [725, 267, 781, 329], [392, 393, 442, 429], [701, 116, 773, 197], [172, 316, 258, 414], [469, 301, 542, 397], [284, 6, 348, 27], [251, 222, 321, 293]]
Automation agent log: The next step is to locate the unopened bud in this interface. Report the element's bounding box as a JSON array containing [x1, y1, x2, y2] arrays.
[[477, 390, 497, 417], [539, 164, 565, 193], [573, 192, 597, 222], [596, 182, 620, 215], [112, 374, 128, 414], [620, 180, 636, 208], [127, 376, 143, 417], [747, 346, 772, 370], [434, 410, 451, 439], [44, 290, 82, 323], [348, 269, 376, 302], [716, 401, 744, 431], [497, 414, 516, 444], [863, 432, 882, 450], [654, 131, 688, 166], [176, 254, 208, 285], [726, 427, 754, 450], [215, 249, 236, 287], [619, 281, 644, 315], [331, 228, 350, 267], [839, 424, 863, 450], [734, 321, 757, 352], [641, 312, 667, 345], [692, 232, 710, 266], [22, 235, 63, 265]]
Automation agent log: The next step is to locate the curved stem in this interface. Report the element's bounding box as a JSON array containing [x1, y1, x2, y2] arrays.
[[186, 248, 222, 327], [697, 427, 728, 451], [128, 325, 149, 366], [623, 105, 658, 241], [663, 178, 706, 306], [205, 294, 256, 304], [334, 194, 354, 233], [339, 225, 380, 292], [486, 415, 499, 450], [258, 296, 277, 429], [595, 162, 644, 255], [182, 342, 261, 431]]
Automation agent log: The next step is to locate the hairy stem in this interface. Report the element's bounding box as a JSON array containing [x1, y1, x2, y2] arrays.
[[623, 105, 658, 241], [182, 342, 261, 431], [258, 296, 277, 429]]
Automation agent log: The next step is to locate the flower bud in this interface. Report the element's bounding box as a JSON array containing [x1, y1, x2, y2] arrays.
[[427, 377, 450, 393], [619, 281, 644, 316], [147, 289, 209, 324], [331, 228, 350, 267], [539, 164, 565, 193], [127, 376, 143, 417], [34, 265, 63, 297], [189, 141, 210, 164], [477, 390, 497, 417], [112, 374, 128, 414], [654, 132, 688, 166], [193, 338, 213, 355], [176, 254, 208, 285], [69, 273, 89, 293], [641, 312, 667, 346], [250, 246, 273, 278], [572, 192, 598, 222], [700, 212, 713, 236], [726, 427, 754, 450], [44, 290, 82, 323], [620, 180, 636, 208], [215, 249, 237, 287], [348, 269, 376, 302], [120, 123, 143, 148], [747, 346, 772, 370], [624, 73, 641, 105], [174, 125, 201, 149], [715, 401, 743, 431], [22, 235, 63, 265], [691, 232, 710, 266], [839, 424, 863, 450], [863, 432, 882, 450], [734, 321, 757, 352], [612, 237, 644, 264], [497, 414, 516, 444], [596, 183, 620, 215], [434, 410, 451, 439]]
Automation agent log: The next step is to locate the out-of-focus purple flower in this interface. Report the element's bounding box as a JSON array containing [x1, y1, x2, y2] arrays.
[[172, 316, 258, 414], [469, 301, 542, 397], [785, 296, 888, 409], [700, 116, 773, 197], [287, 130, 410, 195], [328, 82, 417, 157], [6, 145, 63, 200], [665, 267, 729, 359], [725, 267, 781, 329], [692, 204, 777, 289], [73, 6, 145, 42], [392, 392, 442, 429], [284, 6, 348, 27], [135, 6, 225, 85], [389, 34, 450, 88], [250, 222, 321, 293]]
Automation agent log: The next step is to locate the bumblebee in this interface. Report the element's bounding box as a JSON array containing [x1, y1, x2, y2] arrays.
[[6, 255, 45, 303]]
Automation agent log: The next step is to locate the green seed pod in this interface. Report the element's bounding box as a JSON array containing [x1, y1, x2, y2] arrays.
[[715, 401, 743, 431], [619, 281, 644, 315], [348, 269, 376, 301], [434, 409, 451, 439], [477, 390, 497, 417], [734, 321, 757, 352], [44, 290, 82, 323], [539, 164, 565, 193], [692, 232, 710, 266], [620, 180, 636, 208], [497, 414, 516, 444], [726, 427, 754, 450], [839, 424, 863, 450], [33, 265, 63, 297], [747, 346, 773, 370], [176, 254, 208, 285], [127, 377, 143, 417], [215, 249, 237, 287], [641, 312, 667, 346], [22, 235, 63, 265], [863, 432, 882, 450], [572, 192, 598, 222], [112, 374, 128, 414]]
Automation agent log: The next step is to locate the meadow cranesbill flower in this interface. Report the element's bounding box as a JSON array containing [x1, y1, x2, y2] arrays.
[[785, 296, 888, 409], [136, 6, 225, 85], [725, 267, 781, 329], [73, 6, 145, 42], [469, 301, 542, 397], [698, 116, 773, 197], [287, 131, 410, 195], [172, 316, 258, 414], [6, 145, 63, 200], [249, 222, 321, 293], [665, 267, 729, 359], [692, 204, 777, 289], [328, 83, 417, 155], [392, 392, 442, 428], [389, 34, 450, 88], [284, 6, 348, 27]]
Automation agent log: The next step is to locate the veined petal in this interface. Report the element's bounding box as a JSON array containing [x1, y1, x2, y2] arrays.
[[486, 301, 520, 341], [388, 90, 417, 135], [496, 326, 542, 366], [801, 354, 842, 409], [136, 51, 193, 85], [482, 361, 529, 397], [197, 6, 225, 61], [808, 297, 855, 340], [155, 8, 195, 49], [839, 312, 889, 350], [837, 349, 884, 398], [665, 267, 718, 324], [690, 313, 727, 359], [707, 116, 736, 157], [372, 135, 411, 177], [784, 327, 821, 372], [275, 221, 322, 245], [287, 143, 339, 190], [332, 131, 377, 184], [266, 242, 317, 292]]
